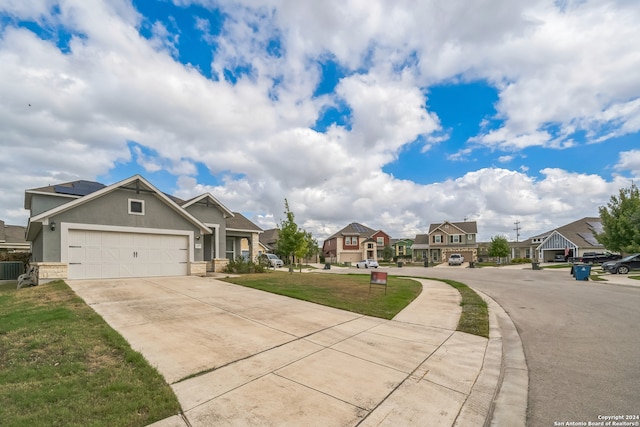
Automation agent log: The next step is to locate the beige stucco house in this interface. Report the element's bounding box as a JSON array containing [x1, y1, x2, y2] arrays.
[[413, 221, 479, 263]]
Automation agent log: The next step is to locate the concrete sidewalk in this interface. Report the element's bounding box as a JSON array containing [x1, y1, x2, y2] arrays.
[[68, 275, 524, 426]]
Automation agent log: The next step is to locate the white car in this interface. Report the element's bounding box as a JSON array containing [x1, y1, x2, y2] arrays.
[[263, 253, 283, 268], [448, 254, 464, 266], [356, 259, 379, 268]]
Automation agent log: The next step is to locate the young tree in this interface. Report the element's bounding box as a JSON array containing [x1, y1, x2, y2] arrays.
[[302, 231, 319, 263], [382, 245, 394, 262], [596, 183, 640, 253], [277, 199, 301, 266], [277, 199, 317, 272], [488, 235, 510, 263]]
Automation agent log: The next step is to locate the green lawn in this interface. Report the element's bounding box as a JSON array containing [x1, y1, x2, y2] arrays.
[[437, 279, 489, 338], [221, 272, 489, 338], [221, 271, 421, 320], [0, 281, 180, 427]]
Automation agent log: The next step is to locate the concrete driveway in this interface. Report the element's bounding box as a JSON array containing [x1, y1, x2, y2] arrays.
[[67, 275, 497, 426]]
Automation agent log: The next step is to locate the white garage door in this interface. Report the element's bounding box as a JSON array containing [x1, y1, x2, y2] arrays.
[[67, 230, 189, 279]]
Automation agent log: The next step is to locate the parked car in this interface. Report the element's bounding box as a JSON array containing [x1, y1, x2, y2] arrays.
[[262, 253, 283, 268], [601, 253, 640, 274], [355, 259, 379, 268], [554, 254, 566, 262], [574, 251, 622, 264], [448, 253, 464, 266]]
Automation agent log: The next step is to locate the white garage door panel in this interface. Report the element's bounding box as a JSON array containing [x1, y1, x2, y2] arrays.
[[67, 230, 189, 279]]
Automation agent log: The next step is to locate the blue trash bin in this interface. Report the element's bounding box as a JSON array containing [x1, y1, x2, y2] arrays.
[[574, 264, 591, 281]]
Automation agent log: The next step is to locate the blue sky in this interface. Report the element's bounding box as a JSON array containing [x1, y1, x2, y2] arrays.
[[1, 1, 639, 241]]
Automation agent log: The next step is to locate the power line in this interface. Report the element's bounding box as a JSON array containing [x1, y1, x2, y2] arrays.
[[514, 220, 521, 242]]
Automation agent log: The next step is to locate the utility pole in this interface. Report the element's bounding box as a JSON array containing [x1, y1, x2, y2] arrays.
[[513, 220, 521, 242]]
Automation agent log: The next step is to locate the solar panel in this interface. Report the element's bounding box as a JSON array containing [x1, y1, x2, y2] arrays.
[[578, 232, 602, 247], [352, 223, 368, 233], [586, 221, 603, 234], [54, 181, 105, 196]]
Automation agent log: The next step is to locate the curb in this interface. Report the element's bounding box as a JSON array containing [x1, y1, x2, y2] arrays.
[[474, 290, 529, 426]]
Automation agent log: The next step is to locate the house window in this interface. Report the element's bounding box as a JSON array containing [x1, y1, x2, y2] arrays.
[[345, 236, 358, 246], [226, 238, 235, 260], [433, 235, 442, 243], [128, 199, 145, 215], [377, 237, 384, 245], [367, 243, 373, 249]]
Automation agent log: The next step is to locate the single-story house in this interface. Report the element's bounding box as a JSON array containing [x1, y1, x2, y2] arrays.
[[411, 234, 430, 262], [1, 220, 29, 252], [258, 228, 279, 254], [509, 217, 608, 262], [322, 222, 391, 263], [24, 175, 262, 280]]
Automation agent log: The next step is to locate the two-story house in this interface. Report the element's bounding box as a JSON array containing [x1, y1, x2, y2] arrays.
[[322, 222, 390, 264], [426, 221, 479, 264], [392, 238, 413, 260]]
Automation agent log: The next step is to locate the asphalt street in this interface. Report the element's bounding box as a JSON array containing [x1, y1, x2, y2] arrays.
[[370, 265, 640, 427]]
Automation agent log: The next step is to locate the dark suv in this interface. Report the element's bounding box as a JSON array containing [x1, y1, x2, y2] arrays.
[[602, 253, 640, 274], [576, 252, 622, 264]]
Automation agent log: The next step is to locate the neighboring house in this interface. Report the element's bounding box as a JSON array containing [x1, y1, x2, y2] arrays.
[[23, 175, 262, 280], [393, 238, 413, 260], [426, 221, 479, 263], [0, 220, 29, 252], [259, 228, 280, 254], [510, 217, 608, 262], [226, 212, 263, 261], [322, 222, 390, 264], [259, 228, 320, 263], [411, 234, 430, 262]]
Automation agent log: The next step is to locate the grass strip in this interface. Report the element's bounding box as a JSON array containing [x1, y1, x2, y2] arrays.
[[220, 271, 422, 320], [435, 279, 489, 338], [0, 281, 180, 427], [222, 272, 489, 339]]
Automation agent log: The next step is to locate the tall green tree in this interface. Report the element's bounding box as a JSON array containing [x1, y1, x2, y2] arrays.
[[596, 183, 640, 253], [488, 235, 510, 262]]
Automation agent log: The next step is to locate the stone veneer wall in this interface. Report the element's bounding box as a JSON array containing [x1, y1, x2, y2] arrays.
[[189, 261, 207, 276], [212, 258, 229, 272], [34, 262, 68, 279]]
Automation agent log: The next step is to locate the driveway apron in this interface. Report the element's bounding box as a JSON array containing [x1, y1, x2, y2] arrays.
[[67, 275, 493, 426]]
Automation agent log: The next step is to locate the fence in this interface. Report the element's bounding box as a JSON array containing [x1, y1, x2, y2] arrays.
[[0, 261, 24, 280]]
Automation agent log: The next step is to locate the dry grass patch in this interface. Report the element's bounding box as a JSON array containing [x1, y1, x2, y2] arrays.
[[0, 281, 180, 427]]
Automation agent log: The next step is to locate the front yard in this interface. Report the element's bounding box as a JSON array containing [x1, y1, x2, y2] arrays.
[[0, 281, 180, 427]]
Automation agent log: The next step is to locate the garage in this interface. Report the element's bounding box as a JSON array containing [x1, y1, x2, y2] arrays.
[[67, 230, 189, 279]]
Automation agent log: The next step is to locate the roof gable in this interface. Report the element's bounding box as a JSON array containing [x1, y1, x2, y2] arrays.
[[181, 193, 234, 218], [27, 175, 211, 237], [328, 222, 376, 239], [226, 212, 263, 233], [429, 221, 477, 235], [24, 179, 106, 209]]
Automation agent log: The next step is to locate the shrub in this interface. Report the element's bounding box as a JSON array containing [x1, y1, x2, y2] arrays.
[[224, 257, 266, 274], [510, 258, 532, 264]]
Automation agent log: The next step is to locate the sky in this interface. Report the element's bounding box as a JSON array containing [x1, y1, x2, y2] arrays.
[[1, 0, 639, 243]]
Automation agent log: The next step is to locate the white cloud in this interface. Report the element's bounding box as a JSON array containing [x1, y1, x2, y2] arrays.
[[1, 0, 639, 244], [615, 150, 640, 177]]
